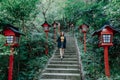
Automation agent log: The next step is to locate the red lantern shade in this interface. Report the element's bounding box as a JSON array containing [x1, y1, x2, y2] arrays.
[[41, 21, 51, 32], [92, 25, 118, 47], [3, 24, 24, 47], [79, 24, 89, 33]]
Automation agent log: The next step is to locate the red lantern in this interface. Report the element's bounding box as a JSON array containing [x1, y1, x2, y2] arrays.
[[41, 21, 51, 55], [2, 24, 23, 80], [92, 25, 119, 79], [41, 21, 51, 32], [98, 28, 113, 47], [79, 24, 89, 33], [3, 24, 23, 47], [92, 25, 117, 47], [79, 24, 89, 53]]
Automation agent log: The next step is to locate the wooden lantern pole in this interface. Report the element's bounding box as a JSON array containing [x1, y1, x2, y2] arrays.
[[54, 28, 56, 42], [84, 32, 86, 53], [46, 32, 48, 39], [104, 46, 110, 80], [8, 46, 14, 80], [45, 32, 48, 55], [58, 23, 60, 34]]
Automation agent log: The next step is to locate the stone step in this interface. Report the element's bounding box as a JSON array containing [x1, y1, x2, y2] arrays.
[[41, 73, 81, 79], [49, 61, 78, 64], [56, 51, 76, 53], [54, 55, 77, 57], [44, 70, 80, 74], [45, 68, 79, 71], [44, 68, 79, 73], [39, 35, 81, 80], [41, 77, 80, 80], [47, 64, 79, 68], [56, 49, 76, 51], [54, 54, 77, 57], [51, 58, 78, 61], [55, 53, 77, 55], [42, 73, 80, 76]]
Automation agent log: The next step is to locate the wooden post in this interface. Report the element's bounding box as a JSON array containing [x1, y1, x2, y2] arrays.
[[45, 32, 48, 55], [8, 47, 14, 80], [58, 23, 61, 34], [54, 29, 56, 42], [104, 46, 110, 79], [84, 33, 86, 53], [46, 32, 48, 39]]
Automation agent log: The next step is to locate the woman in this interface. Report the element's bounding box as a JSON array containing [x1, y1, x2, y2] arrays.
[[57, 32, 66, 60]]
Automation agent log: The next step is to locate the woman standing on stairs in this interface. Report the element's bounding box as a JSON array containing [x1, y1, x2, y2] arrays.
[[57, 31, 66, 60]]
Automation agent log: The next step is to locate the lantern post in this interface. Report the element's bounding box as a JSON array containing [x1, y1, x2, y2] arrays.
[[8, 47, 14, 80], [79, 24, 89, 53], [104, 46, 110, 79], [70, 23, 74, 34], [52, 21, 57, 42], [41, 21, 50, 55], [57, 22, 61, 34], [2, 24, 23, 80], [92, 25, 119, 79]]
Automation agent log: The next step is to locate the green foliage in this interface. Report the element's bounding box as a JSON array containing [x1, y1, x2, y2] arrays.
[[1, 0, 38, 21], [14, 34, 55, 80], [0, 0, 120, 79], [0, 0, 56, 79], [66, 0, 120, 79], [104, 0, 120, 27], [0, 34, 55, 80], [0, 55, 9, 80], [16, 56, 51, 80]]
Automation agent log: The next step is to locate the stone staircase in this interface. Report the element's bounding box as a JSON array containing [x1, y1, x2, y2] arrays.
[[39, 35, 81, 80]]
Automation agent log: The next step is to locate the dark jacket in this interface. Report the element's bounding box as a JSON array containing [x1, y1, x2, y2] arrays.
[[57, 36, 66, 48]]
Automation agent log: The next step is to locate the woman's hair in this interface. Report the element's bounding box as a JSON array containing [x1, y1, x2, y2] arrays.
[[60, 32, 64, 36]]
